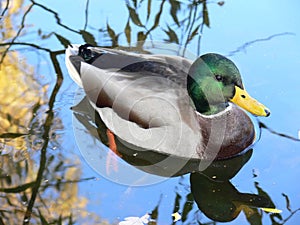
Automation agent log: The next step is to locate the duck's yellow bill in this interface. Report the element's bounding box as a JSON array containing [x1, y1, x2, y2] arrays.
[[230, 86, 270, 117]]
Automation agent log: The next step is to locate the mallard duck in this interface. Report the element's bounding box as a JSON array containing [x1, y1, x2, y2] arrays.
[[65, 44, 270, 162]]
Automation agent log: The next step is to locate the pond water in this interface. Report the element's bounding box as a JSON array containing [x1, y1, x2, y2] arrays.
[[1, 0, 300, 224]]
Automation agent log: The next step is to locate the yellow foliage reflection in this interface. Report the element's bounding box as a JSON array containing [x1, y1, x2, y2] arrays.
[[1, 0, 46, 159], [0, 1, 105, 224]]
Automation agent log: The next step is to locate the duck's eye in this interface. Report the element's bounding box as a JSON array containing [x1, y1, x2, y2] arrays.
[[215, 74, 223, 82]]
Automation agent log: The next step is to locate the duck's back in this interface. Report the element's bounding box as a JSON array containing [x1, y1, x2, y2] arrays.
[[66, 45, 204, 160]]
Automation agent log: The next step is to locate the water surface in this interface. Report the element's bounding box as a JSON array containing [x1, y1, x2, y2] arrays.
[[0, 0, 300, 224]]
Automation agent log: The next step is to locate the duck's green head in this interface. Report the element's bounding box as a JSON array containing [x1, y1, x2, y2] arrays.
[[187, 53, 270, 116]]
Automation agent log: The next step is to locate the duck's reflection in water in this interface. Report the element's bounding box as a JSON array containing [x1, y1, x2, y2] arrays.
[[190, 150, 272, 222]]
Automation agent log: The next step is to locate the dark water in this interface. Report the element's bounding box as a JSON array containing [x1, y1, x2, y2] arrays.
[[1, 0, 300, 224]]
